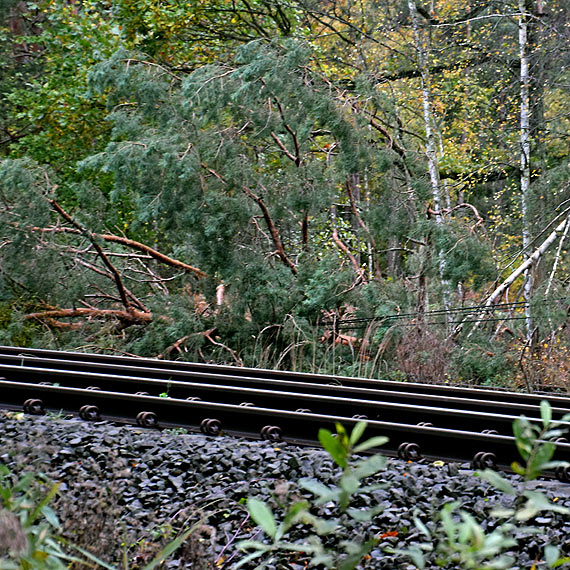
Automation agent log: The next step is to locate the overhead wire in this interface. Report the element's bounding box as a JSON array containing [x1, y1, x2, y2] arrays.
[[324, 296, 570, 329]]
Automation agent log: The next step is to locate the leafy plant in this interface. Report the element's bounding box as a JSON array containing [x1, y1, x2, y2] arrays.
[[237, 421, 388, 569], [0, 465, 78, 569], [396, 401, 570, 569], [0, 465, 208, 569]]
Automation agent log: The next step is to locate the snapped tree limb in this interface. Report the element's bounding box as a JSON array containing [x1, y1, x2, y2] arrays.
[[25, 307, 152, 325], [242, 185, 298, 275], [49, 200, 135, 312], [460, 214, 570, 338], [33, 226, 206, 278]]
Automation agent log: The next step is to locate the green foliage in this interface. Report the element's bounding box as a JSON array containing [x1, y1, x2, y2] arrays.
[[4, 0, 118, 183], [506, 400, 570, 487], [239, 409, 570, 570], [0, 465, 212, 569], [397, 401, 570, 569], [0, 465, 73, 569], [2, 0, 570, 384], [449, 340, 513, 387], [237, 422, 387, 569], [437, 222, 496, 289]]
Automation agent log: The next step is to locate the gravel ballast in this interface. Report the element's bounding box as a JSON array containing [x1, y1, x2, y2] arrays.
[[1, 411, 569, 569]]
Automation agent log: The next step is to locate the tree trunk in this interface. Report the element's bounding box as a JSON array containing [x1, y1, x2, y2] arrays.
[[519, 0, 533, 339], [408, 0, 452, 324]]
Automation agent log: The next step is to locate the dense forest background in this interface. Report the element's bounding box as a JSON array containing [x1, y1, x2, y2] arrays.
[[1, 0, 569, 389]]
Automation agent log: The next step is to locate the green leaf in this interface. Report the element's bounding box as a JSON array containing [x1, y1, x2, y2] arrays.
[[336, 423, 350, 448], [541, 400, 552, 428], [319, 428, 347, 469], [143, 523, 204, 569], [247, 498, 277, 539], [479, 469, 516, 495], [310, 553, 335, 566], [516, 491, 570, 521], [70, 545, 118, 569], [546, 545, 560, 568], [347, 503, 384, 522], [339, 474, 360, 495], [41, 505, 60, 528], [299, 478, 335, 501], [349, 421, 367, 446], [346, 507, 374, 522], [511, 461, 526, 476], [339, 540, 378, 570], [233, 548, 267, 569], [490, 507, 515, 518], [513, 418, 533, 461], [540, 460, 570, 472], [301, 513, 338, 535], [353, 436, 389, 453], [27, 482, 60, 527], [528, 442, 556, 478], [276, 541, 321, 554], [393, 546, 425, 569], [543, 429, 565, 440], [281, 500, 310, 533], [235, 540, 270, 551], [353, 454, 387, 479], [413, 512, 431, 538]]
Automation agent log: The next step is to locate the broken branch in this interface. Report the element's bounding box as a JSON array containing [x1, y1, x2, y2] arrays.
[[34, 225, 206, 278]]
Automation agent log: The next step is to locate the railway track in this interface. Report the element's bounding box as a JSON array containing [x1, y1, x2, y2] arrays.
[[1, 345, 570, 480]]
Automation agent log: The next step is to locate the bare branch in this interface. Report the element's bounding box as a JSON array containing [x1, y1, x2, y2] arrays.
[[49, 201, 134, 311], [34, 225, 206, 278], [243, 185, 298, 275], [427, 202, 485, 232], [270, 131, 298, 164], [461, 214, 570, 337], [25, 307, 152, 325], [204, 328, 243, 366]]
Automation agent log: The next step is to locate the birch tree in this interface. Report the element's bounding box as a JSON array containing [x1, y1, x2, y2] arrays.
[[519, 0, 533, 339], [407, 0, 453, 324]]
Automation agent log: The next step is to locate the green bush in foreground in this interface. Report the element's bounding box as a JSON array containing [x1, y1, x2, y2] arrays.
[[239, 402, 570, 569], [1, 403, 570, 569], [0, 464, 201, 569]]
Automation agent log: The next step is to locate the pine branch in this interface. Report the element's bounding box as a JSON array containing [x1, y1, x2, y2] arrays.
[[34, 226, 206, 278], [48, 200, 134, 312], [199, 163, 297, 275], [242, 185, 298, 275], [271, 96, 301, 166]]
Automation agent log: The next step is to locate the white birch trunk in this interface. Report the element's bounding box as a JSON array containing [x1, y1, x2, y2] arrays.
[[519, 0, 533, 339], [408, 0, 452, 323]]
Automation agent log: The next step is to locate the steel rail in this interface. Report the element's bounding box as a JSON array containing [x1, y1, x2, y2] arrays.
[[2, 355, 570, 421], [3, 362, 570, 438], [2, 363, 570, 438], [0, 346, 568, 405], [1, 347, 570, 481], [2, 380, 570, 474]]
